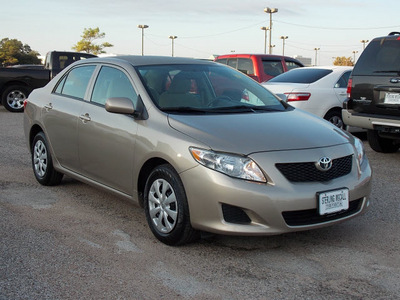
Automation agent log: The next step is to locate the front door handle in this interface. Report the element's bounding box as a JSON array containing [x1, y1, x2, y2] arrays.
[[79, 113, 91, 123]]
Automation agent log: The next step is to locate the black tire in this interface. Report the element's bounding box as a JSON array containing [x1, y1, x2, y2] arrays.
[[367, 129, 400, 153], [31, 132, 63, 186], [324, 109, 344, 129], [144, 164, 199, 246], [1, 85, 30, 112]]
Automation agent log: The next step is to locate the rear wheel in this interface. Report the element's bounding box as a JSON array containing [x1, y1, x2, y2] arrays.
[[144, 164, 199, 246], [367, 129, 400, 153], [324, 110, 344, 129], [2, 85, 30, 112], [32, 132, 63, 185]]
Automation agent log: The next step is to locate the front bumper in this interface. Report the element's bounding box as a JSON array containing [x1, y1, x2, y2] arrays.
[[180, 143, 372, 236]]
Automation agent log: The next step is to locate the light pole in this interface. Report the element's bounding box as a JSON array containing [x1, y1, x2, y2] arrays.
[[280, 36, 288, 56], [169, 35, 177, 57], [314, 47, 320, 66], [137, 24, 149, 56], [261, 26, 269, 54], [360, 39, 369, 50], [264, 7, 278, 55], [352, 50, 358, 64]]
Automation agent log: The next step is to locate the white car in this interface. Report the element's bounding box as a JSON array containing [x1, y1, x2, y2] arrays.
[[263, 66, 352, 129]]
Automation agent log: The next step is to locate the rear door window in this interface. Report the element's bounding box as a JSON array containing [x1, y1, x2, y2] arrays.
[[54, 65, 96, 99], [262, 60, 284, 76], [237, 58, 254, 75]]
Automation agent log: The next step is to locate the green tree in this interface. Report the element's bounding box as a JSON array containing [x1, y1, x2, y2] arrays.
[[0, 38, 41, 66], [333, 56, 354, 66], [72, 27, 113, 55]]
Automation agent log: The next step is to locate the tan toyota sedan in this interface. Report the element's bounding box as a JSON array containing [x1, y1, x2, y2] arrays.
[[24, 56, 372, 245]]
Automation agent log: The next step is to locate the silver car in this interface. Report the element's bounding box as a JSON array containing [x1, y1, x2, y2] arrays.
[[24, 56, 372, 245]]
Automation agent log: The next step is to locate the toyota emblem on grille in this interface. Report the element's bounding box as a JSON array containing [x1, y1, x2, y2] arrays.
[[316, 157, 332, 171]]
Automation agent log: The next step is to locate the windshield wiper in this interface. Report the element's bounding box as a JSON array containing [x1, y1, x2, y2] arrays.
[[162, 107, 209, 114]]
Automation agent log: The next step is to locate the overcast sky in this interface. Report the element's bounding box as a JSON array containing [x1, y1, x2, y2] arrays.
[[2, 0, 399, 65]]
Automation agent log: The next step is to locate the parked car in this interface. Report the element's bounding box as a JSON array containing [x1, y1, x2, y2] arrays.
[[214, 54, 304, 83], [343, 32, 400, 153], [263, 66, 353, 129], [0, 51, 96, 112], [24, 56, 371, 245]]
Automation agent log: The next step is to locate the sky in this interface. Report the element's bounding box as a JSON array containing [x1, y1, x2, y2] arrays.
[[2, 0, 400, 65]]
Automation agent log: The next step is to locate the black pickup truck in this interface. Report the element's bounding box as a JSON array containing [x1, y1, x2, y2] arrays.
[[0, 51, 96, 112]]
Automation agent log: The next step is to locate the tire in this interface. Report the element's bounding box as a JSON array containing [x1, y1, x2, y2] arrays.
[[144, 164, 199, 246], [324, 110, 344, 129], [367, 129, 400, 153], [1, 85, 30, 112], [32, 132, 63, 186]]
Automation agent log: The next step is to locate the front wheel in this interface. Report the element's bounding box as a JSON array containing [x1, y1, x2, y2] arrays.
[[32, 132, 63, 185], [144, 164, 199, 246], [2, 85, 30, 112]]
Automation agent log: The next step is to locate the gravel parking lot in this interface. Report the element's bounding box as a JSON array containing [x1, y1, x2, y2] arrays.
[[1, 106, 399, 300]]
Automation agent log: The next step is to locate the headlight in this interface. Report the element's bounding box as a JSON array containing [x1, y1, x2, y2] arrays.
[[353, 137, 365, 166], [189, 147, 266, 183]]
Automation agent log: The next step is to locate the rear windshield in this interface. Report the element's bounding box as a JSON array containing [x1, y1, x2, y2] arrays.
[[268, 68, 332, 83], [353, 37, 400, 75]]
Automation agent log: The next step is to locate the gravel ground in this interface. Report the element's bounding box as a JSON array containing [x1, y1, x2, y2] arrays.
[[0, 107, 399, 300]]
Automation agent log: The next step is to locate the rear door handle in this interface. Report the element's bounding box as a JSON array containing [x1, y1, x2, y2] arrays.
[[79, 113, 91, 123], [44, 103, 53, 111]]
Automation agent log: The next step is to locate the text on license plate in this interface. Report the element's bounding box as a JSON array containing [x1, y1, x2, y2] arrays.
[[318, 188, 349, 215], [384, 92, 400, 104]]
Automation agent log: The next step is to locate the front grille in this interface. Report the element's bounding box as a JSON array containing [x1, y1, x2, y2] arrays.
[[282, 198, 363, 226], [276, 155, 352, 182], [221, 204, 251, 224]]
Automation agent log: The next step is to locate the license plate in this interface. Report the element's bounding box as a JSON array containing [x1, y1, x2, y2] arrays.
[[384, 92, 400, 104], [318, 188, 349, 215]]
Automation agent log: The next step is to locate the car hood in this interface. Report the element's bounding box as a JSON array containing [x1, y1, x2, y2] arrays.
[[168, 109, 350, 154]]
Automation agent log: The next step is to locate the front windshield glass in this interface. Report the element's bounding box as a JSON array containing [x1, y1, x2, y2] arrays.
[[136, 63, 286, 113]]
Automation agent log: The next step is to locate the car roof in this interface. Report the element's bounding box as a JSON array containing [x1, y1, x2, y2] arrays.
[[216, 53, 296, 60], [80, 55, 216, 67]]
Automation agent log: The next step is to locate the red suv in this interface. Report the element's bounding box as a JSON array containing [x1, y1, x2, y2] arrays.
[[214, 54, 304, 83]]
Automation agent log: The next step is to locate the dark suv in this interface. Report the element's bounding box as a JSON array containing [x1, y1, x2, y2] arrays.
[[343, 32, 400, 152]]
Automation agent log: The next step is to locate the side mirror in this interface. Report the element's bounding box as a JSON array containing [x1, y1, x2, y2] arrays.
[[105, 97, 135, 114]]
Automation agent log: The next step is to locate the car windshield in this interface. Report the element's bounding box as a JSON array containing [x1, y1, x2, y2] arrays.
[[268, 68, 332, 84], [136, 64, 286, 113]]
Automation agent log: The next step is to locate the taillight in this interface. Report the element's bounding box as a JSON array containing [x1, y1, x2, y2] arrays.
[[347, 78, 352, 98], [23, 99, 28, 109], [284, 92, 311, 101]]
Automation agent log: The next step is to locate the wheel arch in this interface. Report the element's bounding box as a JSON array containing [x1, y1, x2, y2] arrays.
[[28, 124, 44, 153], [0, 81, 31, 96], [137, 157, 171, 207], [323, 106, 342, 119]]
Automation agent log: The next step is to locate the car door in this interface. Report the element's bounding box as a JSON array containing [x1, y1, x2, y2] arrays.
[[77, 65, 139, 194], [43, 65, 96, 172]]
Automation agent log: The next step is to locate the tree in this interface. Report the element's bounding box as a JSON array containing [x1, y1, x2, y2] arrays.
[[72, 27, 113, 55], [0, 38, 41, 66], [333, 56, 354, 66]]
